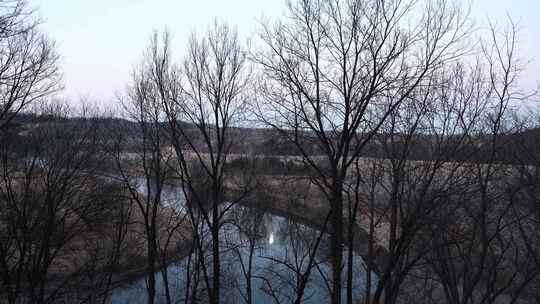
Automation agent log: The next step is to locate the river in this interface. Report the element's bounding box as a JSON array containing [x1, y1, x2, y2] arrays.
[[110, 178, 374, 303]]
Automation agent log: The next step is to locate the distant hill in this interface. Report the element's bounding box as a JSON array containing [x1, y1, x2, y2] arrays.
[[3, 112, 540, 165]]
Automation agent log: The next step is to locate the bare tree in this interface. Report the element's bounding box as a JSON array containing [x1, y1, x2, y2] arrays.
[[154, 22, 249, 304], [114, 53, 178, 304], [420, 20, 540, 304], [0, 0, 60, 130], [253, 0, 471, 302], [0, 103, 123, 304]]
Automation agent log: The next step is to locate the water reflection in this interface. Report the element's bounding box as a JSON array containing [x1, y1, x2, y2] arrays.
[[111, 204, 372, 304]]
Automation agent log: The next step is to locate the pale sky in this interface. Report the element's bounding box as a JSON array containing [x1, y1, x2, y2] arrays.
[[30, 0, 540, 105]]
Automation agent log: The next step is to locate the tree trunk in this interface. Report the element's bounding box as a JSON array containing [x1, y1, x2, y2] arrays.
[[331, 188, 343, 304], [147, 225, 156, 304], [211, 201, 220, 304]]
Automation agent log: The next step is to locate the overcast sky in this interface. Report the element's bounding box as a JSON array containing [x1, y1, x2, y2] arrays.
[[30, 0, 540, 105]]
